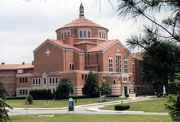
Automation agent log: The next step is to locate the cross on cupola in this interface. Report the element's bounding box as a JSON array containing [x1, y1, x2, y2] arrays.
[[45, 49, 51, 56], [79, 2, 84, 18]]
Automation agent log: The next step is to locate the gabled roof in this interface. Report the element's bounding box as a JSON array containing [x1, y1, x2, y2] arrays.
[[34, 39, 84, 53], [88, 40, 118, 52], [0, 63, 34, 70], [132, 52, 143, 60], [57, 17, 108, 30], [73, 41, 97, 45]]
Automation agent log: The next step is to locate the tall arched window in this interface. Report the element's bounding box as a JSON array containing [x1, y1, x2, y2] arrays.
[[80, 31, 82, 38], [124, 59, 128, 73], [88, 31, 91, 38], [116, 54, 121, 72], [84, 31, 86, 37]]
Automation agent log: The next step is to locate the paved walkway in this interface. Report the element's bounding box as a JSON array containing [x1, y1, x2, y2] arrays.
[[8, 97, 168, 116]]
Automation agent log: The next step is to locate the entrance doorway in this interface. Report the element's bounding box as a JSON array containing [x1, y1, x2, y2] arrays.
[[124, 87, 128, 96]]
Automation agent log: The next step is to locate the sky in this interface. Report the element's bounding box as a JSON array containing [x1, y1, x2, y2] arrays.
[[0, 0, 144, 64]]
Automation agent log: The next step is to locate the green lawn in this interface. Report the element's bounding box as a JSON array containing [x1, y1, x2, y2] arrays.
[[6, 97, 125, 108], [100, 98, 168, 112], [9, 114, 172, 122]]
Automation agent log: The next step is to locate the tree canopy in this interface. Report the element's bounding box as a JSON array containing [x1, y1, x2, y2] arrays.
[[83, 71, 99, 97], [56, 77, 73, 99]]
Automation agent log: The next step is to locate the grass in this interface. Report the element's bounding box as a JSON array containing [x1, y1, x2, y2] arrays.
[[6, 97, 125, 108], [100, 98, 168, 112], [9, 114, 172, 122]]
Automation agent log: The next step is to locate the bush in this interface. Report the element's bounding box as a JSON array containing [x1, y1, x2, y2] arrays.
[[69, 95, 90, 99], [29, 89, 53, 100], [115, 104, 130, 110], [125, 94, 129, 98], [27, 95, 33, 104]]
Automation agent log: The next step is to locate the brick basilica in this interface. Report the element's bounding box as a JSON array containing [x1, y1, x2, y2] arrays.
[[0, 3, 149, 97]]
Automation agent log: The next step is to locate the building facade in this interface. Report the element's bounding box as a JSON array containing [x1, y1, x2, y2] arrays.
[[0, 3, 138, 97]]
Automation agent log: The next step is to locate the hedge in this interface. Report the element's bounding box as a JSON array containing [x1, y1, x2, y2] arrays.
[[29, 89, 53, 100], [115, 104, 130, 110]]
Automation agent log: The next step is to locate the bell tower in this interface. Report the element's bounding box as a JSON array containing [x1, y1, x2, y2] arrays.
[[79, 2, 84, 18]]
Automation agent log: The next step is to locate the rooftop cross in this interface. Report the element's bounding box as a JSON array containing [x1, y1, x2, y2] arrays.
[[45, 49, 51, 56]]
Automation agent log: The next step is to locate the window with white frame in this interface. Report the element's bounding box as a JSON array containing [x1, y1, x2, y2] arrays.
[[123, 77, 127, 82], [116, 54, 121, 72], [124, 59, 128, 73], [109, 57, 113, 72]]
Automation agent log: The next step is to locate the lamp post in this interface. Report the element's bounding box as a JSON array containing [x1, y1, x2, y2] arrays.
[[99, 91, 101, 102]]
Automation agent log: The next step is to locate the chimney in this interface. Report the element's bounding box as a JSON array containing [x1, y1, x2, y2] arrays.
[[22, 62, 25, 65], [64, 35, 74, 45], [1, 62, 5, 65]]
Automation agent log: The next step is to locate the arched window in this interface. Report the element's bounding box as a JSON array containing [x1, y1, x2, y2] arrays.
[[116, 54, 121, 72], [84, 31, 86, 37], [99, 32, 101, 38], [88, 31, 91, 38], [80, 31, 82, 38]]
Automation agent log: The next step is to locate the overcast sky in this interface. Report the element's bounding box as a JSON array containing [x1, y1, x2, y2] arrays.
[[0, 0, 144, 64]]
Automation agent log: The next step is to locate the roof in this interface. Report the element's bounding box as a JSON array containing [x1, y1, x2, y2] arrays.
[[73, 41, 97, 45], [58, 17, 108, 30], [132, 52, 143, 60], [0, 63, 34, 70], [48, 39, 84, 52], [88, 40, 118, 52]]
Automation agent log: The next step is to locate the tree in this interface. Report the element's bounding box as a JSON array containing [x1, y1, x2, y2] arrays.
[[115, 0, 180, 46], [56, 77, 73, 99], [83, 71, 99, 97], [99, 81, 112, 101], [165, 73, 180, 122], [0, 82, 12, 122], [140, 41, 180, 95]]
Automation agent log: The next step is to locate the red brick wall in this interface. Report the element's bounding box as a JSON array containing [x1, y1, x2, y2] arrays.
[[34, 42, 64, 73]]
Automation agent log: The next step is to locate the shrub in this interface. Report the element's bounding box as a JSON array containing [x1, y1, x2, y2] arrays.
[[115, 104, 130, 110], [27, 95, 33, 104]]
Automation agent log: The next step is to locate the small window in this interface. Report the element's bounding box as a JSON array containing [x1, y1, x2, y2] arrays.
[[85, 75, 87, 80], [109, 57, 113, 72], [67, 32, 70, 35], [50, 78, 52, 84], [56, 77, 58, 83], [129, 77, 131, 82], [113, 80, 116, 84], [25, 77, 28, 83], [64, 32, 66, 36], [80, 31, 82, 38], [44, 78, 46, 84], [53, 78, 55, 84], [82, 74, 84, 80], [62, 33, 64, 40], [33, 79, 35, 84], [88, 31, 91, 38]]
